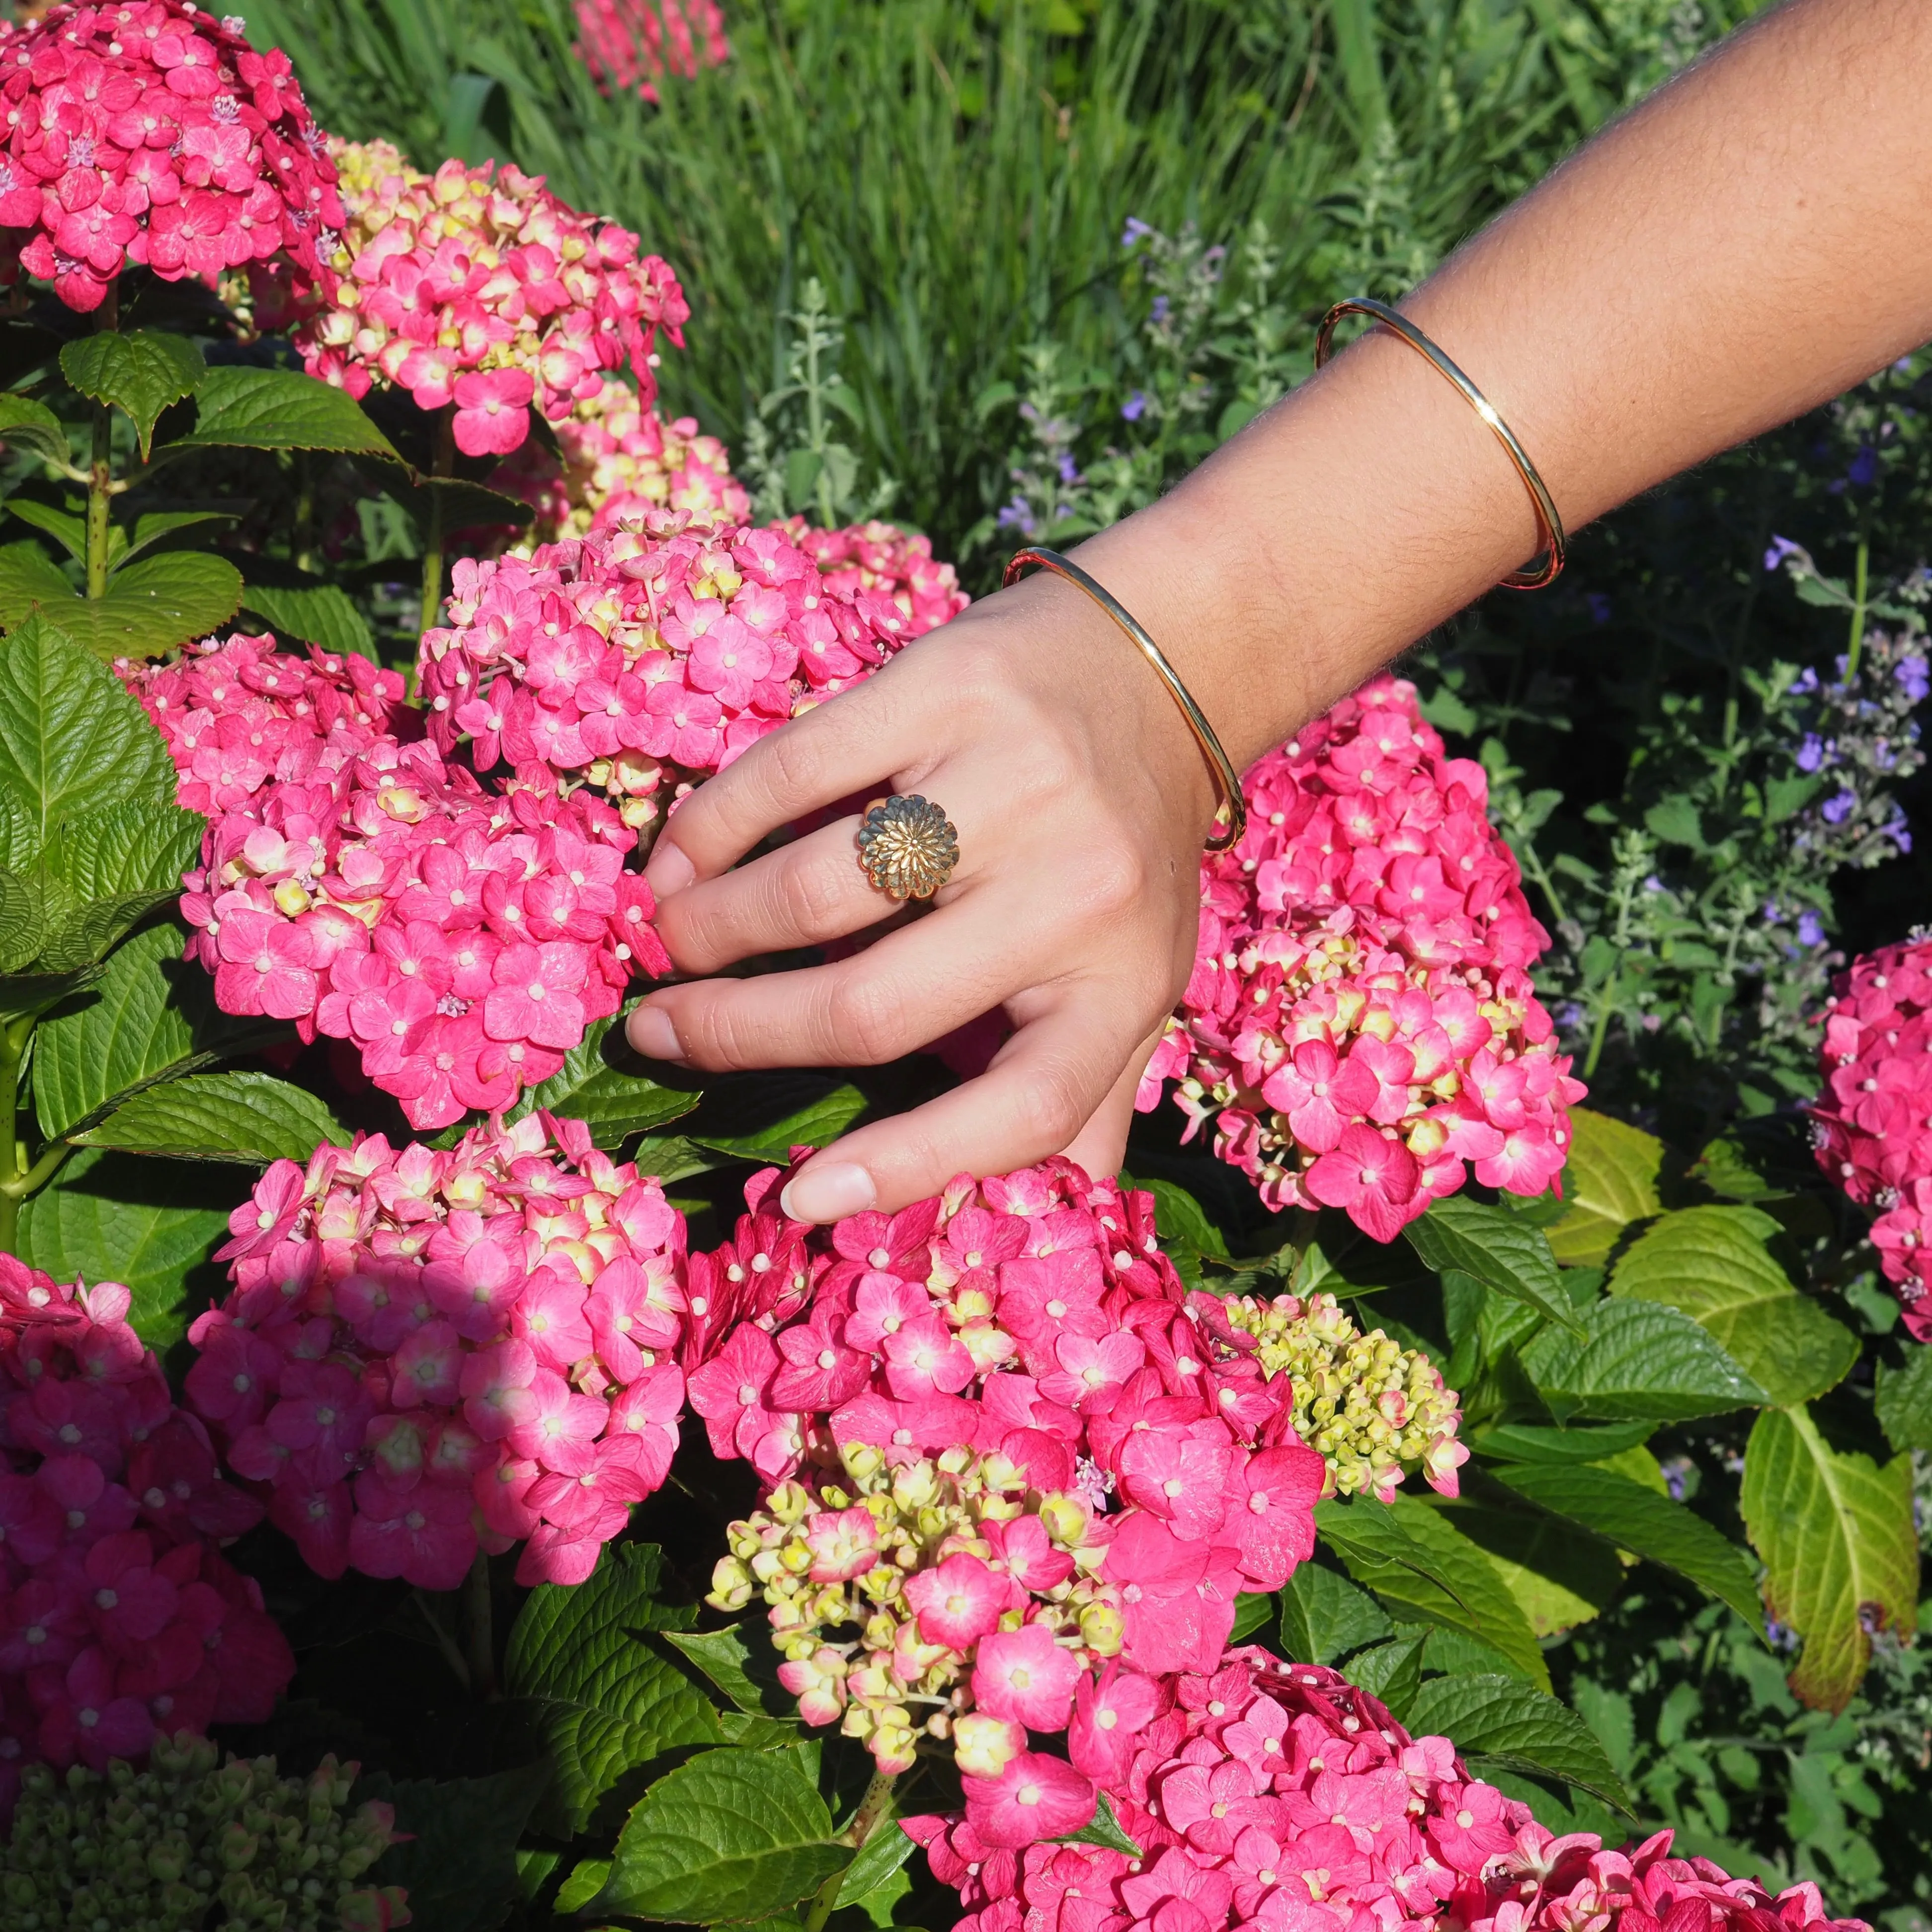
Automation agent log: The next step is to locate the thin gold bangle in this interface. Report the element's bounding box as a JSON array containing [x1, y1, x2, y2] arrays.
[[1315, 296, 1567, 591], [1002, 546, 1246, 852]]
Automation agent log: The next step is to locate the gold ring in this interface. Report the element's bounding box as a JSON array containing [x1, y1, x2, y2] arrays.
[[856, 794, 959, 900]]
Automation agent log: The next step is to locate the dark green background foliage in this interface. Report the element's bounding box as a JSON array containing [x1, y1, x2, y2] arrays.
[[0, 0, 1922, 1922]]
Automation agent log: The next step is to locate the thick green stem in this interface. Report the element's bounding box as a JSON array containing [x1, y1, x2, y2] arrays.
[[0, 1016, 24, 1255], [1846, 536, 1869, 681], [85, 403, 112, 600], [801, 1770, 897, 1932], [419, 406, 455, 637], [465, 1549, 498, 1701], [1582, 976, 1616, 1081], [84, 285, 118, 600]]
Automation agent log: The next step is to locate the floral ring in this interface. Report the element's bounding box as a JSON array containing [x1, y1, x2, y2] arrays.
[[856, 794, 960, 900]]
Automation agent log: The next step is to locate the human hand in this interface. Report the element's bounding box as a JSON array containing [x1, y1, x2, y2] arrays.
[[623, 563, 1221, 1222]]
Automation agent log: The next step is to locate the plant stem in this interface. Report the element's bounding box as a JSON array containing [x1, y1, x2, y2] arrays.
[[465, 1549, 498, 1701], [1583, 976, 1616, 1081], [801, 1770, 897, 1932], [0, 1015, 26, 1255], [84, 285, 119, 600], [1846, 536, 1869, 681], [413, 1587, 471, 1690], [419, 406, 455, 638]]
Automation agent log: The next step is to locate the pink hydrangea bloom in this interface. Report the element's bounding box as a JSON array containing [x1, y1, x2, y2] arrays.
[[699, 1157, 1471, 1778], [186, 1113, 690, 1590], [495, 371, 751, 543], [1140, 674, 1585, 1238], [291, 136, 688, 456], [0, 0, 343, 314], [120, 631, 672, 1128], [418, 512, 948, 832], [0, 1251, 289, 1805], [1810, 935, 1932, 1336], [575, 0, 728, 104], [905, 1649, 1873, 1919]]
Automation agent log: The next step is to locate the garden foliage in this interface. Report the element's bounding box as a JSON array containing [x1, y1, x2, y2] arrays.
[[0, 0, 1919, 1927]]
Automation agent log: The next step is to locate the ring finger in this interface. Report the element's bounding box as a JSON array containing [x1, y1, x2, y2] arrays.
[[653, 805, 959, 976]]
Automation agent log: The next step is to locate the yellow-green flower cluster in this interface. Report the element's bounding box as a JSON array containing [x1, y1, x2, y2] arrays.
[[0, 1731, 408, 1932], [1218, 1290, 1467, 1502], [708, 1444, 1117, 1775]]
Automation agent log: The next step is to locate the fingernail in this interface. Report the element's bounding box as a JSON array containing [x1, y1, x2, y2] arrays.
[[628, 1004, 684, 1061], [780, 1162, 876, 1224], [645, 840, 695, 897]]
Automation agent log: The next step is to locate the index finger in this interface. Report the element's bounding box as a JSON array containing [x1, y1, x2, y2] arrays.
[[644, 632, 939, 895]]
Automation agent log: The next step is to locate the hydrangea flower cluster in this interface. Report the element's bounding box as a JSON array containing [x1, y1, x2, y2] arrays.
[[1, 1731, 409, 1931], [1810, 934, 1932, 1337], [779, 516, 971, 640], [0, 0, 344, 314], [293, 137, 689, 457], [707, 1447, 1123, 1778], [687, 1157, 1471, 1785], [0, 1253, 292, 1795], [122, 631, 667, 1130], [417, 514, 924, 826], [1140, 674, 1584, 1238], [903, 1649, 1872, 1925], [1216, 1290, 1466, 1502], [185, 1115, 690, 1591], [496, 371, 749, 543], [574, 0, 730, 106]]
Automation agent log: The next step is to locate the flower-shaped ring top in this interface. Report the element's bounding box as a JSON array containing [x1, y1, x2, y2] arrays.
[[856, 794, 960, 900]]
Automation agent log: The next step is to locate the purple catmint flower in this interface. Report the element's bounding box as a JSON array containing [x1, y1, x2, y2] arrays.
[[1658, 1455, 1693, 1502], [1796, 732, 1827, 772], [996, 498, 1036, 536], [1848, 446, 1879, 487], [1122, 390, 1147, 423], [1585, 591, 1611, 624], [1120, 216, 1152, 249], [1150, 295, 1170, 323], [1884, 810, 1913, 854], [1896, 655, 1930, 703], [1791, 665, 1820, 695], [1797, 911, 1827, 948], [1764, 534, 1804, 572], [1056, 454, 1081, 486], [1822, 790, 1857, 824]]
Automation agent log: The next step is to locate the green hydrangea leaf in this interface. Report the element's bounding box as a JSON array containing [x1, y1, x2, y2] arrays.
[[35, 920, 283, 1140], [595, 1747, 850, 1924], [0, 614, 175, 841], [505, 1011, 702, 1146], [73, 1069, 346, 1165], [1406, 1194, 1580, 1333], [1608, 1205, 1859, 1407], [1278, 1563, 1393, 1665], [16, 1146, 232, 1352], [1402, 1675, 1632, 1812], [0, 393, 73, 468], [0, 547, 81, 630], [55, 552, 244, 661], [173, 365, 400, 457], [1875, 1344, 1932, 1454], [238, 577, 374, 657], [5, 497, 87, 564], [1314, 1494, 1550, 1690], [61, 329, 205, 459], [693, 1078, 868, 1162], [1487, 1460, 1763, 1625], [1740, 1405, 1919, 1711], [1543, 1109, 1665, 1266], [1520, 1296, 1767, 1423], [0, 867, 41, 972]]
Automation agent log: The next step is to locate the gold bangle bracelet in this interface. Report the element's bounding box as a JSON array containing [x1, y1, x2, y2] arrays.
[[1002, 545, 1247, 852], [1314, 295, 1567, 591]]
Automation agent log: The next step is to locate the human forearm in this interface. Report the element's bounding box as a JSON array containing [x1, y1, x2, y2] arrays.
[[1079, 0, 1932, 775]]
